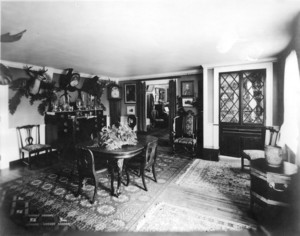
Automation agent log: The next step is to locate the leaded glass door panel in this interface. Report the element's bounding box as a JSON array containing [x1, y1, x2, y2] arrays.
[[242, 70, 265, 124], [220, 72, 239, 123]]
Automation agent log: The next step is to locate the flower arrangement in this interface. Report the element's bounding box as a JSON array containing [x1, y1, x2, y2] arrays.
[[98, 124, 138, 150]]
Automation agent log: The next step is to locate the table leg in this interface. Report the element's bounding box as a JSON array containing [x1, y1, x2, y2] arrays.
[[108, 159, 124, 197], [116, 159, 124, 197], [109, 161, 115, 196]]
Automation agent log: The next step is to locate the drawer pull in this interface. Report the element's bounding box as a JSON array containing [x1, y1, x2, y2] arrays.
[[269, 182, 288, 192]]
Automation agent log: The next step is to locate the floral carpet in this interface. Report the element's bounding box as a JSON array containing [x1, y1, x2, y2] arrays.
[[0, 150, 190, 232], [176, 157, 251, 203], [136, 202, 253, 232]]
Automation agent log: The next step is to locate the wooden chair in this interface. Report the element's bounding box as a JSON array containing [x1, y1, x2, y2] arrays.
[[16, 124, 53, 169], [124, 140, 158, 191], [172, 110, 198, 156], [76, 148, 98, 204], [241, 126, 280, 170]]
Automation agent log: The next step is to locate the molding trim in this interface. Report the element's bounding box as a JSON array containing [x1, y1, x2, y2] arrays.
[[118, 68, 203, 81], [202, 57, 277, 69], [203, 148, 219, 161]]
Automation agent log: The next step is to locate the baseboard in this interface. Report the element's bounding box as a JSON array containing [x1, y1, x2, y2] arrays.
[[9, 159, 24, 169], [202, 148, 219, 161], [9, 151, 58, 169]]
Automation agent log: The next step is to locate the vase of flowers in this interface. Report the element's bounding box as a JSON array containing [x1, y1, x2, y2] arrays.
[[98, 124, 138, 150]]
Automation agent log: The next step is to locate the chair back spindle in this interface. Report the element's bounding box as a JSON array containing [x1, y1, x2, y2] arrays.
[[77, 148, 96, 177], [17, 125, 41, 148]]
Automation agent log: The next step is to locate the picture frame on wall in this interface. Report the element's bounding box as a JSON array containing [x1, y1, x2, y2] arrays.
[[125, 84, 136, 103], [127, 105, 136, 115], [181, 81, 194, 97], [182, 97, 193, 107]]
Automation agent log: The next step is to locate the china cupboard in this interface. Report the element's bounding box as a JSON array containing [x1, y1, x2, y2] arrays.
[[219, 69, 266, 157]]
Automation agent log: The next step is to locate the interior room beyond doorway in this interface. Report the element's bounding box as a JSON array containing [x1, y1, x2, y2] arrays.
[[145, 79, 171, 143]]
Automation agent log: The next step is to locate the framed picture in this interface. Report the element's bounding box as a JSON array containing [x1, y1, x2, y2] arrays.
[[182, 97, 193, 107], [127, 105, 136, 115], [125, 84, 136, 103], [181, 81, 194, 97]]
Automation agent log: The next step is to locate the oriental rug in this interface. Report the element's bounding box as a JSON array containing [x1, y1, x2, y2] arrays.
[[0, 152, 257, 234], [175, 157, 251, 203], [136, 202, 253, 232], [0, 150, 189, 233]]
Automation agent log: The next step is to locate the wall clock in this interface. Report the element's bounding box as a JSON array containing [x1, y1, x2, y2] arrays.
[[108, 84, 122, 100]]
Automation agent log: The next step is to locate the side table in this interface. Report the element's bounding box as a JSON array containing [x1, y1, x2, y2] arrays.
[[250, 158, 298, 211]]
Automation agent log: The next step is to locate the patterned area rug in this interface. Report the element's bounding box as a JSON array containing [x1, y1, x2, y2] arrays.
[[176, 157, 250, 203], [0, 150, 190, 232], [136, 202, 253, 232]]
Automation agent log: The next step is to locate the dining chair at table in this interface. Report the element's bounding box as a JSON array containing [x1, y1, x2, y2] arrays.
[[124, 139, 158, 191], [76, 148, 108, 204], [16, 124, 54, 169], [76, 148, 98, 204]]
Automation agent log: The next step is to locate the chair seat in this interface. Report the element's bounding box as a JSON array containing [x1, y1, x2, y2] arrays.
[[126, 154, 145, 167], [22, 144, 51, 152], [242, 149, 265, 160], [174, 137, 196, 146]]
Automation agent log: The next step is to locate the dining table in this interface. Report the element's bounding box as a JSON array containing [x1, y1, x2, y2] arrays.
[[76, 135, 158, 197]]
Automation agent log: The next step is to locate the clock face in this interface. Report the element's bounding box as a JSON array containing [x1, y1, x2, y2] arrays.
[[111, 86, 120, 98]]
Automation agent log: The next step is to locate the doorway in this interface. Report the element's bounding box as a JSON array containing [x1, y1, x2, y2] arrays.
[[143, 79, 176, 145]]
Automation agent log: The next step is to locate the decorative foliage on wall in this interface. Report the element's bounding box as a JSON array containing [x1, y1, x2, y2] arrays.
[[0, 63, 13, 85], [80, 75, 115, 110], [9, 66, 58, 115], [9, 66, 114, 115]]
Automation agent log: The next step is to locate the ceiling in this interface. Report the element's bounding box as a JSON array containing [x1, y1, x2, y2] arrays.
[[1, 0, 300, 79]]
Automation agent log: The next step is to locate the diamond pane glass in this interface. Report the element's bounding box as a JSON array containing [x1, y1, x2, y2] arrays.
[[242, 71, 265, 124], [220, 73, 239, 123]]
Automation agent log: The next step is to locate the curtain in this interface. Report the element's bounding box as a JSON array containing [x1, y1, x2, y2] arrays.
[[169, 79, 177, 141], [136, 81, 147, 132], [278, 50, 300, 165]]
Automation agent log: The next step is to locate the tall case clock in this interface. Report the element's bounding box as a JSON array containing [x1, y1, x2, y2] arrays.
[[108, 84, 122, 100]]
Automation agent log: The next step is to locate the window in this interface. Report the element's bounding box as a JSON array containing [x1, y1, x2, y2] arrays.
[[278, 50, 300, 162], [219, 69, 266, 125]]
